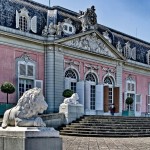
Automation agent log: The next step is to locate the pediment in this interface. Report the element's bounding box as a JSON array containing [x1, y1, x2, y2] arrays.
[[55, 30, 125, 60]]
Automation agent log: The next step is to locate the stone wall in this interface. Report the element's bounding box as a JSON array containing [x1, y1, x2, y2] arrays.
[[41, 113, 66, 129]]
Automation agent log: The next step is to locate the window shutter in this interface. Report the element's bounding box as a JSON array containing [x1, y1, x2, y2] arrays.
[[95, 84, 103, 111], [124, 92, 127, 110], [16, 10, 19, 28], [85, 81, 91, 110], [27, 65, 34, 77], [147, 95, 150, 112], [113, 87, 120, 113], [19, 64, 26, 76], [131, 47, 136, 60], [31, 16, 37, 33], [76, 81, 84, 105], [64, 78, 70, 89], [135, 94, 141, 112], [148, 83, 150, 95], [34, 80, 43, 90], [104, 86, 109, 112]]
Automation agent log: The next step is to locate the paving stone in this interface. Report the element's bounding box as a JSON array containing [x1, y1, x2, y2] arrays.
[[62, 136, 150, 150]]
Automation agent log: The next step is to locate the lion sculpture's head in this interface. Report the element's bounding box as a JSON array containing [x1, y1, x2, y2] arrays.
[[17, 88, 48, 118]]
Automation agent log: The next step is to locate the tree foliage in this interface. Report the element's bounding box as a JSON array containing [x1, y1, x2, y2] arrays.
[[62, 89, 73, 98], [1, 82, 15, 104], [125, 97, 133, 105]]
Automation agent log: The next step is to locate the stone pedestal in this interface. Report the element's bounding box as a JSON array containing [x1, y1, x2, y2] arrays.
[[0, 127, 62, 150], [59, 103, 84, 124]]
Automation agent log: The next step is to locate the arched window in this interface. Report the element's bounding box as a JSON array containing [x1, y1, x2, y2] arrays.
[[65, 69, 78, 93], [104, 77, 113, 85], [65, 69, 77, 79], [86, 73, 96, 82], [104, 76, 114, 105]]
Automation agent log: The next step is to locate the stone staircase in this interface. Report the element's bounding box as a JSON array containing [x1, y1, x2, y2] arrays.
[[60, 115, 150, 137]]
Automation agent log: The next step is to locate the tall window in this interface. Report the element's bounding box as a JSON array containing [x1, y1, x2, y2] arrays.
[[86, 73, 96, 110], [125, 77, 136, 110], [104, 76, 114, 105], [65, 69, 77, 93], [18, 61, 35, 97]]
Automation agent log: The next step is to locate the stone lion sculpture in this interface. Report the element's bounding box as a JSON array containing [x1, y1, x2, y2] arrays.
[[63, 93, 79, 105], [2, 88, 48, 128]]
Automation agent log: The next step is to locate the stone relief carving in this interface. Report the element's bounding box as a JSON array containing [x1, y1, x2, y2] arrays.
[[116, 41, 123, 53], [63, 93, 79, 105], [103, 31, 112, 43], [42, 25, 48, 36], [48, 22, 57, 35], [102, 66, 116, 77], [17, 53, 35, 63], [42, 22, 63, 37], [63, 33, 114, 57], [62, 18, 76, 35], [123, 41, 136, 60], [64, 59, 80, 72], [2, 88, 48, 128], [84, 64, 99, 75], [79, 6, 97, 32]]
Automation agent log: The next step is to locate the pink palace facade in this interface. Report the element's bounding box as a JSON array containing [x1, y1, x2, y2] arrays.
[[0, 0, 150, 116]]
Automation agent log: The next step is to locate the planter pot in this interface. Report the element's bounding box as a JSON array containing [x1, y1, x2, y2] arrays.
[[0, 104, 14, 116], [122, 110, 135, 116]]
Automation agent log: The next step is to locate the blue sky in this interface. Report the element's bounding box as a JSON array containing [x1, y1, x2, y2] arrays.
[[34, 0, 150, 42]]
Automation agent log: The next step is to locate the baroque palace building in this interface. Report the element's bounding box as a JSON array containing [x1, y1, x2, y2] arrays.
[[1, 0, 150, 116]]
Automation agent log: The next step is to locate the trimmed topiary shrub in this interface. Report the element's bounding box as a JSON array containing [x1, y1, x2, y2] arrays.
[[1, 82, 15, 104], [62, 89, 73, 98], [126, 97, 133, 105]]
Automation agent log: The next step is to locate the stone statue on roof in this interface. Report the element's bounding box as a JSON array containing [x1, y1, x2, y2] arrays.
[[79, 6, 97, 32]]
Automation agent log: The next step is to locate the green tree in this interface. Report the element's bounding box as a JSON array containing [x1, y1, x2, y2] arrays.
[[1, 82, 15, 104], [126, 97, 133, 110], [62, 89, 73, 98]]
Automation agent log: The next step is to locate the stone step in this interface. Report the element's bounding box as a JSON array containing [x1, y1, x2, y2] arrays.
[[79, 120, 150, 123], [71, 122, 150, 126], [66, 125, 150, 129], [60, 116, 150, 137], [63, 127, 150, 132], [60, 129, 150, 134], [60, 132, 150, 137]]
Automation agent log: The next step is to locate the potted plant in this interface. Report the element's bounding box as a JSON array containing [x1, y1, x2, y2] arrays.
[[1, 82, 15, 104], [126, 97, 133, 109], [62, 89, 73, 98], [122, 97, 134, 116], [0, 82, 15, 115]]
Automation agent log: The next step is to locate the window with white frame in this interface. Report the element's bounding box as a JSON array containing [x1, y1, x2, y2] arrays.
[[16, 8, 37, 33], [104, 76, 114, 105], [85, 73, 96, 110], [18, 61, 35, 97], [124, 78, 136, 110], [65, 69, 77, 93]]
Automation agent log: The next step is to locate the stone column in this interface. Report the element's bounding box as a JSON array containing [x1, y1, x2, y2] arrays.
[[45, 45, 64, 112], [116, 62, 123, 114], [45, 46, 55, 112]]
